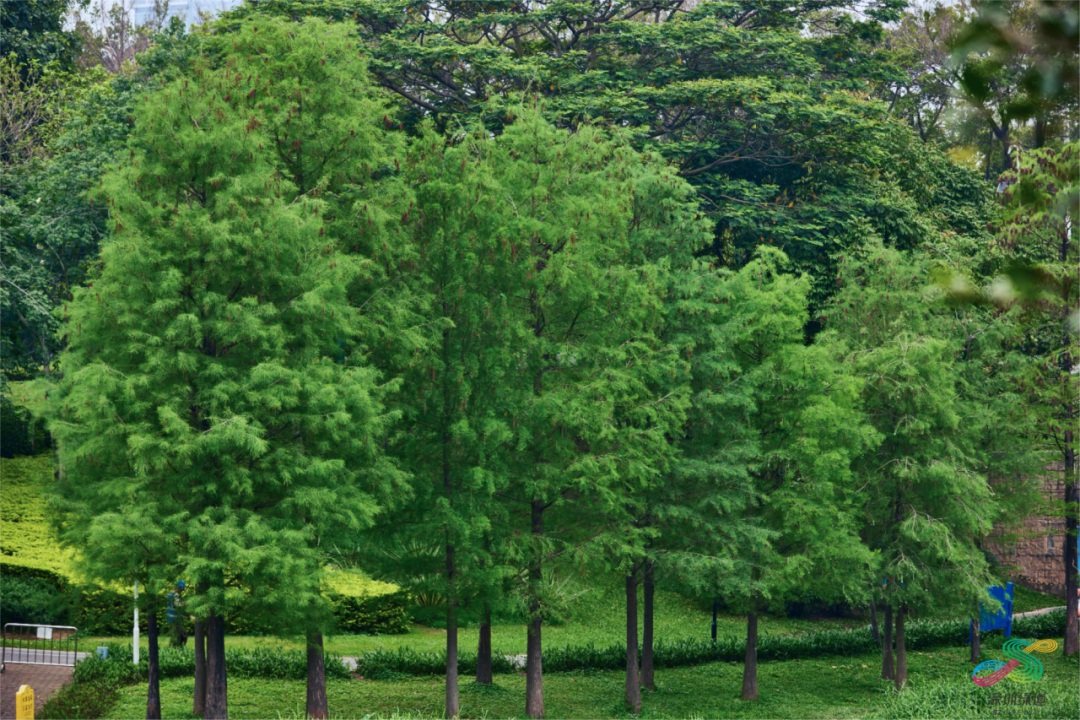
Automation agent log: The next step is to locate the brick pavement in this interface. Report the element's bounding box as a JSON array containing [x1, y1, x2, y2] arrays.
[[0, 664, 73, 719]]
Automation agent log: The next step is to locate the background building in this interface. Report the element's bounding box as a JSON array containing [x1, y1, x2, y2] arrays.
[[133, 0, 243, 29]]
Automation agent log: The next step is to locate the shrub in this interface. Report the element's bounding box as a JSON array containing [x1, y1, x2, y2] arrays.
[[37, 681, 119, 720], [0, 395, 50, 458], [73, 642, 352, 684], [0, 573, 67, 626], [323, 568, 411, 635], [351, 647, 516, 677], [0, 563, 67, 587], [328, 590, 411, 635]]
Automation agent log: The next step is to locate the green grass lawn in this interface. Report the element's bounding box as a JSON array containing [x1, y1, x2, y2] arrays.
[[84, 585, 859, 658], [104, 641, 1080, 719], [83, 581, 1066, 659]]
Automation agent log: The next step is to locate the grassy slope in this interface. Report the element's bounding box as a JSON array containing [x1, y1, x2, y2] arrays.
[[106, 641, 1080, 719], [1012, 584, 1067, 614]]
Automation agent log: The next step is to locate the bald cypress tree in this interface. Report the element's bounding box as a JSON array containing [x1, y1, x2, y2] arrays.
[[821, 240, 1004, 689], [45, 18, 400, 719]]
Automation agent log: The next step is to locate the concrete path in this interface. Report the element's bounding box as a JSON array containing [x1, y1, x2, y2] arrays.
[[1014, 606, 1066, 619], [0, 664, 74, 719], [2, 647, 86, 666]]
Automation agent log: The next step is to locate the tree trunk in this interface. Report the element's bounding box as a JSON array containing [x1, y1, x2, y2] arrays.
[[305, 629, 328, 720], [881, 604, 894, 680], [146, 598, 161, 720], [477, 603, 493, 685], [971, 603, 982, 664], [193, 620, 206, 717], [205, 613, 228, 719], [741, 609, 758, 701], [641, 562, 655, 691], [869, 601, 880, 649], [1062, 215, 1078, 657], [525, 499, 544, 719], [1065, 429, 1078, 656], [894, 606, 907, 690], [446, 597, 459, 718], [625, 571, 641, 713]]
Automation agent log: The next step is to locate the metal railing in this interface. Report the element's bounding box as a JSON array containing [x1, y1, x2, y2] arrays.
[[2, 624, 79, 671]]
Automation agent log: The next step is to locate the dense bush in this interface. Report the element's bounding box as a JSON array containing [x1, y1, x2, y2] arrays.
[[37, 681, 119, 720], [73, 642, 352, 685], [322, 569, 412, 635], [328, 590, 412, 635], [0, 573, 66, 626], [0, 395, 50, 458]]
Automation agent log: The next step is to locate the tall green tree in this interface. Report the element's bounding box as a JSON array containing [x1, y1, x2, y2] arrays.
[[471, 106, 695, 719], [362, 119, 521, 719], [702, 249, 878, 701], [207, 19, 412, 714], [43, 18, 401, 719], [821, 239, 1005, 688]]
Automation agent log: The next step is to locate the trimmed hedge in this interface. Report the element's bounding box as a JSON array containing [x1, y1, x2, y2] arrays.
[[328, 589, 411, 635], [73, 642, 352, 685], [352, 647, 518, 678], [0, 562, 68, 587], [349, 610, 1070, 676]]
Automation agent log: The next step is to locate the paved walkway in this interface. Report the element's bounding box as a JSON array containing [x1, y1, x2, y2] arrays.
[[2, 648, 86, 666], [1014, 606, 1066, 619], [0, 664, 73, 719]]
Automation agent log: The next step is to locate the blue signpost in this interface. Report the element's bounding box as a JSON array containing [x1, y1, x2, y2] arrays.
[[969, 582, 1013, 644]]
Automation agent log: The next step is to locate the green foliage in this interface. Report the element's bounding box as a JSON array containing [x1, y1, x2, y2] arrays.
[[821, 240, 1006, 615], [0, 0, 83, 73], [72, 641, 351, 685], [41, 18, 403, 635], [223, 1, 984, 312], [1, 67, 138, 377], [353, 647, 516, 678], [1010, 584, 1068, 614], [0, 572, 64, 626], [0, 394, 51, 457], [871, 677, 1079, 720], [327, 590, 412, 635], [38, 681, 119, 720]]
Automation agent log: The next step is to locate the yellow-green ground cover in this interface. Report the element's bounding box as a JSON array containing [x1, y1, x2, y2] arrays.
[[0, 453, 72, 577]]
